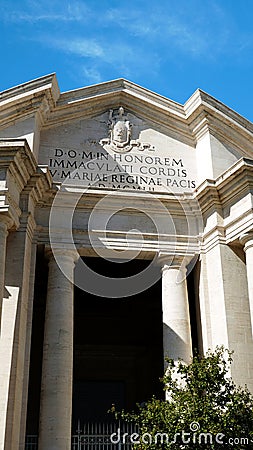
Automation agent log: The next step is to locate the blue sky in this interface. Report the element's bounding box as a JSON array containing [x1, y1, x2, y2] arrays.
[[1, 0, 253, 121]]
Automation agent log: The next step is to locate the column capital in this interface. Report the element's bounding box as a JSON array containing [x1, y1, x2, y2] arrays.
[[45, 246, 79, 263], [239, 232, 253, 250], [157, 252, 194, 272], [0, 215, 14, 234]]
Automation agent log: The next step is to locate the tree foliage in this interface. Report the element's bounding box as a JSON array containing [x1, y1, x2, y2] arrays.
[[117, 347, 253, 449]]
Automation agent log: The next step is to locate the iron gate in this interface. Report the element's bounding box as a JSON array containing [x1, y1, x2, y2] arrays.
[[25, 421, 139, 449]]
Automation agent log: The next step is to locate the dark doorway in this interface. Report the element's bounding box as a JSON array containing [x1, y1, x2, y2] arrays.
[[73, 380, 125, 423], [72, 257, 163, 430]]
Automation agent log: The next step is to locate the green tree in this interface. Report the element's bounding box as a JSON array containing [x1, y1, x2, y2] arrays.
[[118, 347, 253, 449]]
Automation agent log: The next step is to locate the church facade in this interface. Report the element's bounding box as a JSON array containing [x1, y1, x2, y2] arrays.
[[0, 74, 253, 449]]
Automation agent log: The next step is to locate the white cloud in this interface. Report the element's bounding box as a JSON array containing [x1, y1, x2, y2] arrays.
[[46, 36, 137, 67], [100, 2, 242, 60], [1, 0, 89, 23], [59, 39, 104, 58], [1, 0, 241, 61], [40, 35, 156, 81], [4, 0, 250, 88], [82, 66, 103, 84]]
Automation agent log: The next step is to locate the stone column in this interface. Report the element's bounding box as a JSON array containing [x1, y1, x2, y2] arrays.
[[161, 258, 192, 365], [240, 233, 253, 336], [38, 249, 77, 450], [0, 219, 10, 449], [0, 214, 37, 450]]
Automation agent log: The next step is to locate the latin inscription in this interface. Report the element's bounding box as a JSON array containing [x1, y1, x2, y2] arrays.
[[48, 148, 196, 192]]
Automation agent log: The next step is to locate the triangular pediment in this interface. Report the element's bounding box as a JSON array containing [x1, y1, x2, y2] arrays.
[[1, 73, 253, 192]]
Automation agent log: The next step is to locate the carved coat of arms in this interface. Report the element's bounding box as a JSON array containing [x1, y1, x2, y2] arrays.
[[99, 107, 154, 153]]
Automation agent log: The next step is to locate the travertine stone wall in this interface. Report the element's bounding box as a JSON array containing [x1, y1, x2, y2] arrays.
[[199, 243, 253, 391]]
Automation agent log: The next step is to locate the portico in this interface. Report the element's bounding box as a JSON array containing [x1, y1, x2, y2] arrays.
[[0, 75, 253, 449]]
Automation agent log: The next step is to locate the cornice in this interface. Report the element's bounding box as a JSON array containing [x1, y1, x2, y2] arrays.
[[1, 72, 253, 192], [195, 158, 253, 207], [185, 89, 253, 150], [194, 158, 253, 246], [0, 73, 59, 104], [59, 78, 185, 117], [194, 180, 221, 216], [190, 115, 253, 160], [200, 231, 227, 253], [0, 190, 20, 229], [226, 212, 253, 244], [1, 74, 253, 153], [214, 158, 253, 205], [185, 89, 253, 133], [0, 139, 37, 189], [20, 166, 53, 213], [0, 73, 60, 128], [31, 77, 189, 141], [43, 81, 193, 145], [0, 139, 53, 228]]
